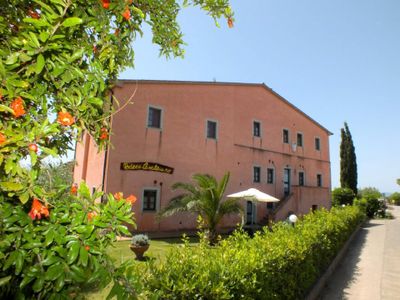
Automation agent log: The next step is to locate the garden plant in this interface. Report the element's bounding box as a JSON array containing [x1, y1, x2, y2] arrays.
[[0, 0, 234, 298]]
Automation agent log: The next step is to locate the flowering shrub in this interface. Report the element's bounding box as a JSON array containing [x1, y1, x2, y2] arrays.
[[1, 1, 233, 298]]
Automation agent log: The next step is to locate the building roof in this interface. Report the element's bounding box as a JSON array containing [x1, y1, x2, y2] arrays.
[[116, 79, 333, 136]]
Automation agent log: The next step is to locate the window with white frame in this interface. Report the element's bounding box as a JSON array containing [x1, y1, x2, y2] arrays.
[[315, 137, 321, 151], [299, 171, 305, 186], [147, 106, 162, 129], [283, 129, 289, 144], [206, 120, 217, 139], [143, 189, 158, 211], [297, 133, 303, 147], [317, 174, 322, 187], [267, 168, 274, 184], [253, 166, 261, 183], [253, 121, 261, 137]]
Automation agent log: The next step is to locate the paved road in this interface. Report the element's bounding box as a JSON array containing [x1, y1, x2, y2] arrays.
[[319, 205, 400, 300]]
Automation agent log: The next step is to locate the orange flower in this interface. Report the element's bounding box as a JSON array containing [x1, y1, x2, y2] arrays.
[[99, 128, 108, 140], [70, 183, 78, 195], [114, 192, 123, 200], [0, 133, 6, 145], [85, 245, 90, 251], [28, 9, 40, 19], [87, 211, 97, 221], [102, 0, 110, 9], [10, 97, 26, 117], [28, 198, 49, 220], [57, 111, 75, 126], [126, 194, 137, 205], [227, 17, 234, 28], [28, 143, 38, 153], [122, 7, 130, 21]]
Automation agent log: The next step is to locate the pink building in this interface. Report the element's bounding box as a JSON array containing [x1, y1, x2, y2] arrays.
[[74, 80, 332, 234]]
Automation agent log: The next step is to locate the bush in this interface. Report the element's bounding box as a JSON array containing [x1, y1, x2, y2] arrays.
[[332, 187, 355, 206], [354, 197, 386, 218], [358, 187, 382, 201], [127, 206, 365, 299], [389, 192, 400, 205]]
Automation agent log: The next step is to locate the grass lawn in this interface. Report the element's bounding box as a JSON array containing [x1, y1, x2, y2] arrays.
[[109, 236, 198, 264], [86, 237, 198, 299]]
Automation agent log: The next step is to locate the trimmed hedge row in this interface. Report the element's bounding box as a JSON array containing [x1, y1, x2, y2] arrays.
[[130, 206, 364, 299]]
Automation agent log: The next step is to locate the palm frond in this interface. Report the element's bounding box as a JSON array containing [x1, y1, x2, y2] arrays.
[[158, 194, 198, 218]]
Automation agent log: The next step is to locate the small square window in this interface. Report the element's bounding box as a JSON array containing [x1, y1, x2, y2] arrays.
[[143, 189, 158, 211], [283, 129, 289, 144], [317, 174, 322, 187], [299, 172, 305, 186], [315, 137, 321, 151], [297, 133, 303, 147], [253, 121, 261, 137], [147, 107, 162, 129], [253, 166, 261, 183], [267, 168, 274, 184], [206, 120, 217, 139]]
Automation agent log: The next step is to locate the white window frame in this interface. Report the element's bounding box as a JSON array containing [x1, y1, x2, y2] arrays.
[[253, 165, 261, 183], [206, 119, 218, 140], [316, 173, 322, 187], [253, 120, 262, 138], [146, 105, 163, 130], [315, 136, 321, 151], [267, 167, 275, 184], [298, 171, 305, 186], [282, 128, 290, 144], [142, 187, 160, 212], [297, 132, 304, 147]]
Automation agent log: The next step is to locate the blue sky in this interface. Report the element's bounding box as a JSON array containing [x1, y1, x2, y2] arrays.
[[120, 0, 400, 193]]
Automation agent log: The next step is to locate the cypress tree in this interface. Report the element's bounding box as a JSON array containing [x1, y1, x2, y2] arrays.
[[340, 122, 358, 194]]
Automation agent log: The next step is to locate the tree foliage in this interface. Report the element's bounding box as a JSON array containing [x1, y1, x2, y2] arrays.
[[0, 0, 234, 297], [332, 187, 355, 206], [340, 122, 358, 194], [159, 172, 243, 244], [358, 187, 381, 201]]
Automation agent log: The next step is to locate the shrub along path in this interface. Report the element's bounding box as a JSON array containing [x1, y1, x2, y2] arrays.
[[320, 205, 400, 299]]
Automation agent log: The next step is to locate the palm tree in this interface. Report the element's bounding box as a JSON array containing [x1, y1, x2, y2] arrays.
[[159, 172, 243, 244]]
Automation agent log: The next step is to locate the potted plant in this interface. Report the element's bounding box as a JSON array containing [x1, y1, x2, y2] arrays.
[[130, 234, 150, 260]]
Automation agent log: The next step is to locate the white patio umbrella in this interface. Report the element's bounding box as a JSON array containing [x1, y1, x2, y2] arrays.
[[227, 188, 280, 203]]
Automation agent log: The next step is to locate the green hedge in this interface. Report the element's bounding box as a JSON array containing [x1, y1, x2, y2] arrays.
[[130, 206, 364, 299]]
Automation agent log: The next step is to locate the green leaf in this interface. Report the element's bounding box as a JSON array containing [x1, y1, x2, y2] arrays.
[[23, 17, 51, 27], [45, 263, 63, 281], [0, 104, 15, 114], [32, 277, 44, 292], [79, 246, 88, 267], [5, 53, 20, 65], [15, 251, 24, 275], [0, 182, 24, 191], [19, 192, 30, 204], [62, 17, 83, 27], [42, 255, 60, 266], [55, 273, 65, 292], [69, 265, 85, 282], [67, 241, 80, 264], [78, 182, 91, 199], [0, 276, 12, 287], [35, 54, 45, 74]]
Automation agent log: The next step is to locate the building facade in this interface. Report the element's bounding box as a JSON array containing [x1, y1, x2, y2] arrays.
[[74, 80, 332, 234]]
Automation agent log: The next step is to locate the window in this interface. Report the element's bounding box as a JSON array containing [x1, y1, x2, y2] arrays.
[[317, 174, 322, 187], [253, 121, 261, 137], [267, 168, 274, 184], [297, 133, 303, 147], [267, 202, 274, 210], [206, 120, 217, 139], [283, 129, 289, 144], [143, 189, 158, 211], [253, 166, 261, 183], [147, 106, 162, 129], [315, 137, 321, 151], [299, 171, 305, 186], [312, 205, 318, 212]]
